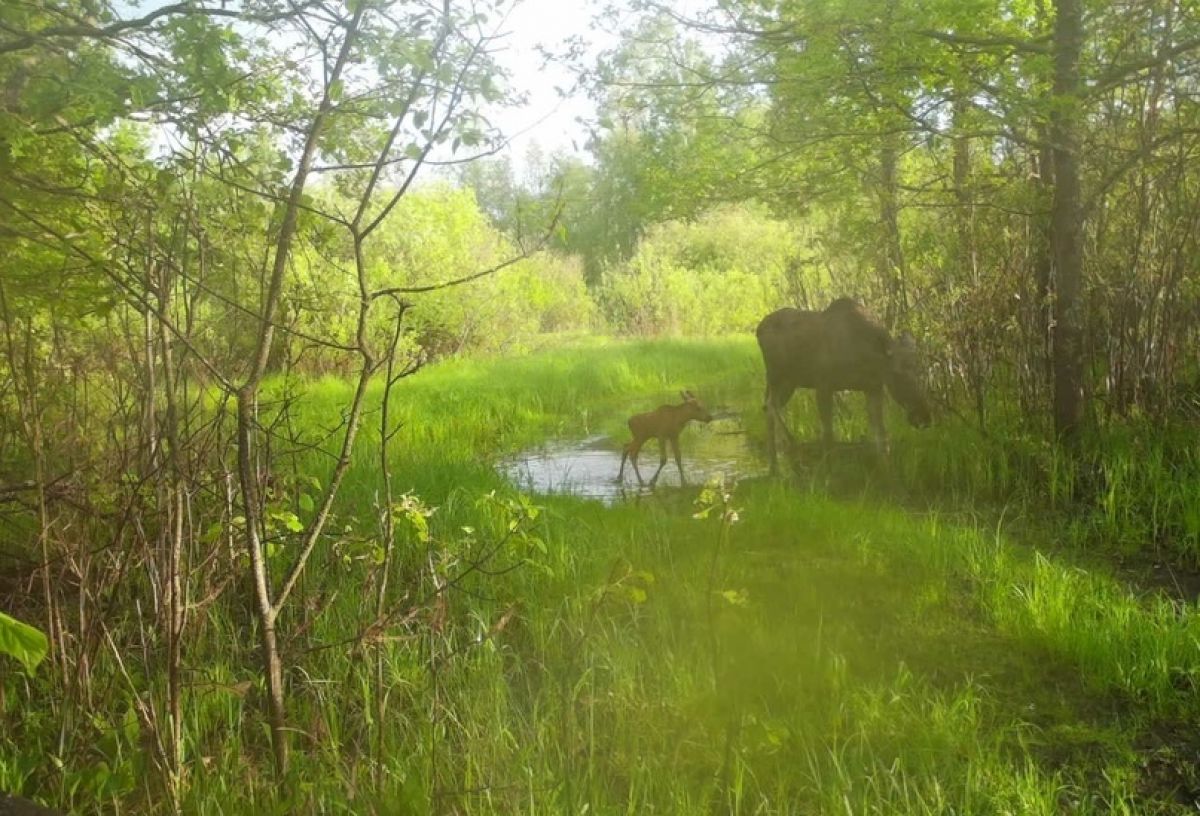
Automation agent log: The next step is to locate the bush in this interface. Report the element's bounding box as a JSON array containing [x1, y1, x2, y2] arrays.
[[598, 203, 825, 335], [285, 186, 599, 370]]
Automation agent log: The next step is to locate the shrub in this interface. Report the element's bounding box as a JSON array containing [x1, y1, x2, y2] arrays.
[[286, 186, 599, 370], [598, 202, 826, 335]]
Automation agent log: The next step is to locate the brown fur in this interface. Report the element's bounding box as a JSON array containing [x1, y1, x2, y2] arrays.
[[617, 391, 714, 487], [0, 793, 64, 816], [756, 298, 931, 471]]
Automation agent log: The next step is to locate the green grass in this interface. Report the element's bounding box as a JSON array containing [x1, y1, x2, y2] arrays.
[[4, 336, 1200, 814]]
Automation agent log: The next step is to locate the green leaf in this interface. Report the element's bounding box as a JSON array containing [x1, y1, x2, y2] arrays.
[[270, 510, 304, 533], [122, 705, 139, 745], [0, 611, 49, 674], [718, 589, 749, 607], [299, 493, 315, 514], [201, 522, 224, 544], [413, 50, 435, 73]]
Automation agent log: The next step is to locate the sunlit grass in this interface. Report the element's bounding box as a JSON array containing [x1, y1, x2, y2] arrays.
[[6, 336, 1199, 814], [248, 339, 1200, 811]]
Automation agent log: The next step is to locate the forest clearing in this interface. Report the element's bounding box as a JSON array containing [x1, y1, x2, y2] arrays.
[[4, 0, 1200, 812], [5, 339, 1200, 813]]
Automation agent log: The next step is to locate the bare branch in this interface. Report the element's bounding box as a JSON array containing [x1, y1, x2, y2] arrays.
[[914, 28, 1051, 55], [0, 0, 320, 55], [1089, 35, 1200, 96]]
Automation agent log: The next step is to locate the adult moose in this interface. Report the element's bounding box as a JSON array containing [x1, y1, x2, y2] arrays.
[[756, 298, 931, 473]]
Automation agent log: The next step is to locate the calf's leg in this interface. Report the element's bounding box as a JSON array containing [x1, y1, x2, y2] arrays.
[[649, 437, 669, 486], [671, 435, 686, 485], [626, 440, 647, 485]]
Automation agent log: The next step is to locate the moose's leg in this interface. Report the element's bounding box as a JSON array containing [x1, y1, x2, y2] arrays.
[[765, 383, 797, 475], [671, 435, 686, 485], [866, 387, 889, 456], [649, 437, 669, 486], [763, 385, 778, 475], [816, 387, 835, 448], [617, 443, 630, 482], [628, 440, 647, 485]]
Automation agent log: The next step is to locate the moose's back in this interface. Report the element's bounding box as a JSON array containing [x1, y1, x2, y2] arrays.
[[756, 300, 893, 393]]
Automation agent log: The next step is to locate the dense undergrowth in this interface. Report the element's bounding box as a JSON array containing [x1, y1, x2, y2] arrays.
[[3, 337, 1200, 813]]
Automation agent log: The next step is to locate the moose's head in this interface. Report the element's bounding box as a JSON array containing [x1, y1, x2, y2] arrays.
[[886, 333, 932, 428], [680, 390, 715, 424]]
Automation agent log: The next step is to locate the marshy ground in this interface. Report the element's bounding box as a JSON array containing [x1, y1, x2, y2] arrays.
[[500, 411, 755, 501], [6, 338, 1200, 813], [386, 339, 1200, 813]]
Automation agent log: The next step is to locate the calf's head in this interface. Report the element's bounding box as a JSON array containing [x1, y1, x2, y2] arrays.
[[680, 390, 714, 423]]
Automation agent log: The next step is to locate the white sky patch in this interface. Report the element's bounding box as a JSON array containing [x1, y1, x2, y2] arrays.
[[485, 0, 610, 169], [111, 0, 730, 177], [485, 0, 730, 171], [112, 0, 610, 172]]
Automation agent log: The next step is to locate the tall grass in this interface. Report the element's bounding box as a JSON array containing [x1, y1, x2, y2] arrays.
[[252, 340, 1200, 810], [275, 337, 761, 511], [4, 337, 1199, 814]]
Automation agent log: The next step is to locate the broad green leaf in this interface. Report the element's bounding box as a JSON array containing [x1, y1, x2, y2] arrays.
[[0, 611, 49, 675]]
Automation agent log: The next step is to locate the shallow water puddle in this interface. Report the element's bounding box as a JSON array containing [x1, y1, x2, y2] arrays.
[[500, 418, 759, 504]]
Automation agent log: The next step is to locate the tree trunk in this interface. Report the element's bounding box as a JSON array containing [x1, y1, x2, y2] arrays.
[[1050, 0, 1085, 444], [877, 139, 908, 328], [233, 5, 367, 775], [952, 91, 986, 430], [153, 257, 192, 808]]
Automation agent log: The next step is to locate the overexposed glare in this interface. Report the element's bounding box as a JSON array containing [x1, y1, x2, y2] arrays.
[[118, 0, 718, 169], [114, 0, 606, 168], [488, 0, 723, 169], [489, 0, 607, 167]]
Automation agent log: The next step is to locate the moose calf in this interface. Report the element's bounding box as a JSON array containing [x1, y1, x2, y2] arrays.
[[617, 390, 713, 487]]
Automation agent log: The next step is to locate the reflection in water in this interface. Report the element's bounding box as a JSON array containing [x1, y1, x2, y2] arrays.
[[500, 421, 758, 504]]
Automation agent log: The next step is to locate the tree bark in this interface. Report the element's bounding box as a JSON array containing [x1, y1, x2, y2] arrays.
[[154, 260, 186, 804], [1050, 0, 1085, 444], [234, 3, 367, 775], [877, 138, 908, 329], [952, 91, 986, 430]]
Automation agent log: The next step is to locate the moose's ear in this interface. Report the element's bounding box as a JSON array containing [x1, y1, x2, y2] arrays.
[[681, 389, 695, 401]]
